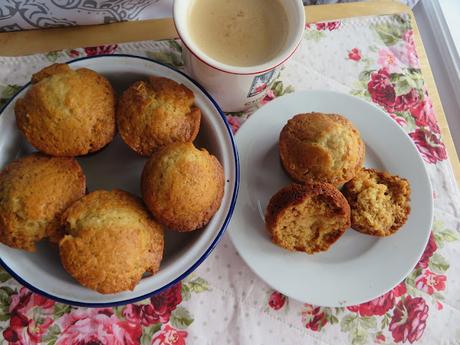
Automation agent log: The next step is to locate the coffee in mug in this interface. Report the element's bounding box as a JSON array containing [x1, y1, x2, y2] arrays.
[[188, 0, 289, 67]]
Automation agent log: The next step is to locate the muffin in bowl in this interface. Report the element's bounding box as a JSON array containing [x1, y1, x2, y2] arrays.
[[14, 63, 116, 156], [279, 112, 365, 186], [117, 76, 201, 156], [59, 189, 164, 294], [0, 153, 86, 251], [142, 142, 224, 232]]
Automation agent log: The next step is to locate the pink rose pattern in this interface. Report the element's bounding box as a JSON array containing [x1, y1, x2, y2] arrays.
[[3, 287, 55, 344], [308, 21, 341, 31], [152, 325, 187, 345], [409, 128, 447, 164], [268, 291, 286, 310], [404, 30, 420, 68], [368, 68, 396, 111], [366, 66, 447, 164], [375, 333, 386, 343], [339, 21, 447, 164], [417, 232, 437, 269], [347, 282, 407, 317], [301, 304, 329, 331], [260, 88, 276, 106], [1, 283, 192, 344], [389, 296, 429, 343], [61, 45, 119, 59], [367, 33, 446, 163], [56, 308, 141, 345], [84, 44, 119, 56], [123, 283, 182, 325], [226, 116, 241, 134], [377, 48, 402, 74], [348, 48, 362, 61], [390, 112, 408, 127], [396, 29, 420, 69], [415, 270, 446, 295]]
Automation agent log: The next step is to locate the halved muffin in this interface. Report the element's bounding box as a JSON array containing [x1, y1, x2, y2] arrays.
[[265, 182, 350, 254], [59, 190, 164, 294], [0, 153, 85, 251], [117, 76, 201, 156], [279, 113, 365, 186], [342, 168, 411, 236], [15, 63, 116, 156], [141, 142, 224, 232]]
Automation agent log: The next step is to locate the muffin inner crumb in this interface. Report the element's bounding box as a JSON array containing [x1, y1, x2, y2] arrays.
[[273, 197, 348, 253], [345, 169, 411, 236], [355, 183, 394, 231]]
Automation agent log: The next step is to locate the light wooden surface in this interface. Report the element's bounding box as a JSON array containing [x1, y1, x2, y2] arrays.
[[1, 1, 459, 185]]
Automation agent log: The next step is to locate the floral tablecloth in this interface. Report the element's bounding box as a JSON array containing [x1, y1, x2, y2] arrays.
[[1, 13, 460, 345]]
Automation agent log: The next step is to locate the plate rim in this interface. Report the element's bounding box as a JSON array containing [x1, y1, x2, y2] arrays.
[[229, 89, 433, 307], [0, 54, 240, 307]]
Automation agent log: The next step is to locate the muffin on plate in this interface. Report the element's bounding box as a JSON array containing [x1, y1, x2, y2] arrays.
[[342, 168, 411, 237], [15, 63, 116, 156], [0, 153, 85, 251], [265, 182, 350, 254], [59, 190, 164, 294], [142, 142, 224, 232], [117, 76, 201, 156], [279, 112, 365, 186]]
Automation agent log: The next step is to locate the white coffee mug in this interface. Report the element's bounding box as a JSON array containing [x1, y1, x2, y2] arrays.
[[173, 0, 305, 112]]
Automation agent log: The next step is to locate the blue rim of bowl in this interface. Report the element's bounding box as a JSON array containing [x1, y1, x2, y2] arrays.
[[0, 54, 240, 307]]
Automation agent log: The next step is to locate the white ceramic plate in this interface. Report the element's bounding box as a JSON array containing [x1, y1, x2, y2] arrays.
[[228, 90, 432, 307], [0, 55, 239, 307]]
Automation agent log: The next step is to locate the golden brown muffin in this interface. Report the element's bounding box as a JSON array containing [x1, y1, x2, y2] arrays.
[[342, 168, 411, 236], [15, 63, 116, 156], [0, 153, 85, 251], [266, 182, 350, 254], [279, 113, 365, 185], [117, 76, 201, 156], [142, 142, 224, 232], [59, 190, 164, 294]]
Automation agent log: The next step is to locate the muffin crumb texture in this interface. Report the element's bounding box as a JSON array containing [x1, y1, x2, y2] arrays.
[[266, 182, 350, 254], [343, 168, 411, 236]]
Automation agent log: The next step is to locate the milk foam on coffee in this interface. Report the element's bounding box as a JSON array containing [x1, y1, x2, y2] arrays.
[[188, 0, 289, 67]]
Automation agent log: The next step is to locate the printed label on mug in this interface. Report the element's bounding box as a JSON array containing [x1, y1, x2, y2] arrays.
[[247, 70, 275, 98]]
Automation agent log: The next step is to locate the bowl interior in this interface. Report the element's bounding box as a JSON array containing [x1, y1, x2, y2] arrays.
[[0, 55, 238, 306]]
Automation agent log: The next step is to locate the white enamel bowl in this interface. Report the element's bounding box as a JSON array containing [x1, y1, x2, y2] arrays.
[[0, 55, 239, 307]]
